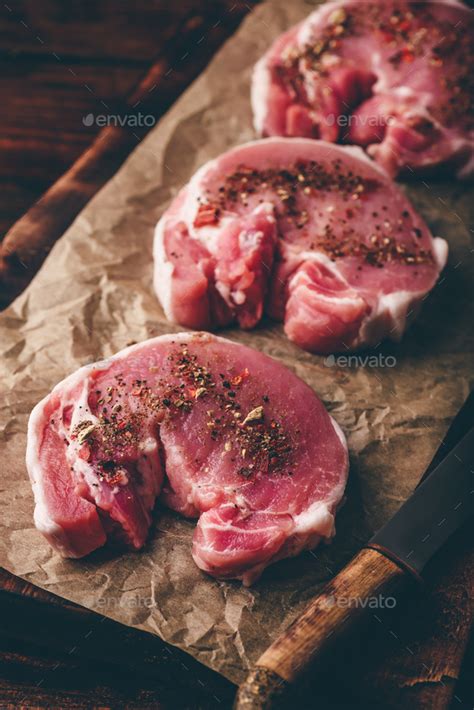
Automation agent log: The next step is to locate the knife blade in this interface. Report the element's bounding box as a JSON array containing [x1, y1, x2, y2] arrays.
[[368, 391, 474, 578], [421, 390, 474, 483], [369, 422, 474, 579], [370, 390, 474, 577], [235, 393, 474, 709]]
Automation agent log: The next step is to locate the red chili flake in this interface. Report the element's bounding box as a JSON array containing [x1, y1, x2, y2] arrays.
[[194, 203, 220, 228], [106, 468, 129, 486], [188, 386, 206, 399], [117, 420, 128, 431], [401, 47, 414, 63], [231, 368, 249, 387], [398, 19, 411, 32]]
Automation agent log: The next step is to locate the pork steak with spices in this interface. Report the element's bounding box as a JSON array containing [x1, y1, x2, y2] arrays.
[[252, 0, 473, 178], [153, 139, 447, 353], [26, 332, 348, 585]]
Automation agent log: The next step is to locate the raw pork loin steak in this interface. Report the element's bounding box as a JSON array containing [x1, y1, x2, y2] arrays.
[[154, 139, 447, 354], [27, 333, 348, 585], [252, 0, 473, 178]]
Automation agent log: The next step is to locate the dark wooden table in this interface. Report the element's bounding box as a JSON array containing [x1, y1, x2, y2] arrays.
[[0, 2, 472, 709]]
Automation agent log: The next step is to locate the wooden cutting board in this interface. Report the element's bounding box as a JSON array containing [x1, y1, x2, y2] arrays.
[[0, 2, 472, 708]]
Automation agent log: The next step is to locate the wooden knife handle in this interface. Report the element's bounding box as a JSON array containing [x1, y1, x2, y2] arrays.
[[234, 547, 409, 709]]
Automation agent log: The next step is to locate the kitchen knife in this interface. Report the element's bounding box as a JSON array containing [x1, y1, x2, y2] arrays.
[[235, 393, 474, 709]]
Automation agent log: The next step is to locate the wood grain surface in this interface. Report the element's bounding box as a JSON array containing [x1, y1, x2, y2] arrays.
[[0, 0, 259, 307], [235, 535, 474, 709], [0, 568, 234, 709], [235, 549, 409, 709], [258, 549, 408, 681], [0, 2, 472, 709]]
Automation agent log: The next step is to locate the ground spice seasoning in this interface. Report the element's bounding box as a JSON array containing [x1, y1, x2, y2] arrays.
[[72, 345, 294, 483], [195, 159, 432, 268]]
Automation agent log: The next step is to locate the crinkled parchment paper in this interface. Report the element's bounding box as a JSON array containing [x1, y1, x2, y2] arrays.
[[0, 0, 472, 685]]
